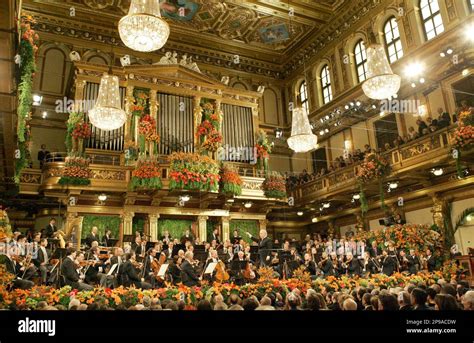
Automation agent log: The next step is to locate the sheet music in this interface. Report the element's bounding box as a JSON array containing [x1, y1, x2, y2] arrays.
[[158, 263, 169, 277], [204, 262, 217, 274], [107, 263, 118, 276]]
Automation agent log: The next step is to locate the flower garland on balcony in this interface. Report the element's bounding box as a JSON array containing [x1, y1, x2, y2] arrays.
[[356, 153, 391, 214], [220, 167, 243, 197], [255, 130, 272, 174], [15, 16, 39, 183], [262, 172, 287, 199], [138, 114, 160, 154], [130, 156, 162, 190], [0, 206, 12, 242], [65, 112, 87, 153], [58, 155, 92, 186], [452, 108, 474, 178], [169, 152, 220, 192], [196, 102, 222, 154], [130, 90, 149, 136]]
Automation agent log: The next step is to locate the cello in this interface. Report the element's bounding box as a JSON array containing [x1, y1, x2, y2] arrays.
[[214, 260, 230, 282], [151, 252, 167, 283]]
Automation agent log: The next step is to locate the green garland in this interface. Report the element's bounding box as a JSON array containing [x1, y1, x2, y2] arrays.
[[222, 182, 242, 197], [359, 184, 369, 215], [130, 176, 162, 191], [65, 112, 85, 153], [58, 176, 91, 186]]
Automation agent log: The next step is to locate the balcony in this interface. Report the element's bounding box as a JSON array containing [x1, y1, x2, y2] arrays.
[[289, 126, 470, 204]]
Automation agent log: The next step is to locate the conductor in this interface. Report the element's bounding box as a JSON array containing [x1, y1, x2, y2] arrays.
[[246, 229, 272, 267]]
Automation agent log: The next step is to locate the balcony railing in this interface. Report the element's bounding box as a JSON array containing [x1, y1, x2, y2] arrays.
[[289, 126, 455, 202]]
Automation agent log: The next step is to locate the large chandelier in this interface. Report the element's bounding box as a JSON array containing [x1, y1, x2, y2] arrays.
[[88, 73, 127, 131], [287, 107, 318, 153], [118, 0, 170, 52], [362, 44, 401, 100]]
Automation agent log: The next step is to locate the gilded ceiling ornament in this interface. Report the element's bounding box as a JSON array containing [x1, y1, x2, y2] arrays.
[[83, 0, 115, 10]]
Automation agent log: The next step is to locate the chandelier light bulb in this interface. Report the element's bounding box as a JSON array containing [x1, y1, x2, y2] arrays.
[[362, 44, 401, 100], [118, 0, 170, 52], [88, 73, 127, 131], [287, 107, 318, 153]]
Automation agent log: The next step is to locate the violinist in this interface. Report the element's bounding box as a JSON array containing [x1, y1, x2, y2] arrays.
[[381, 250, 397, 276], [318, 252, 334, 277], [224, 244, 235, 264], [0, 245, 34, 289], [330, 252, 342, 277], [61, 248, 93, 291], [84, 246, 108, 286], [122, 253, 152, 289], [203, 249, 220, 282], [164, 241, 174, 259], [344, 252, 362, 276], [168, 255, 182, 285], [143, 248, 158, 287], [399, 250, 409, 273], [303, 253, 317, 277], [180, 251, 200, 287], [406, 249, 421, 275], [362, 251, 379, 275]]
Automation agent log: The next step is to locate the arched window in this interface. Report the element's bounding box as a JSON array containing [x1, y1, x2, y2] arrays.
[[384, 17, 404, 63], [354, 40, 368, 83], [299, 81, 309, 114], [320, 65, 332, 104], [419, 0, 444, 41]]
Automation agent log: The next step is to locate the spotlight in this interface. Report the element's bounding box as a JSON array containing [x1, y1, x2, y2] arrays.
[[431, 167, 444, 176], [324, 128, 329, 133], [356, 101, 361, 107], [344, 105, 350, 110], [227, 198, 235, 203], [322, 202, 330, 209], [244, 202, 252, 208], [446, 48, 453, 55], [392, 94, 398, 99], [312, 217, 318, 223], [297, 211, 303, 216], [411, 82, 416, 88], [388, 181, 399, 189], [32, 94, 43, 106], [42, 111, 48, 119], [419, 78, 425, 84], [180, 195, 191, 202], [325, 115, 330, 120], [380, 111, 386, 117], [372, 104, 377, 109], [353, 193, 360, 200], [349, 102, 355, 107], [440, 52, 446, 58], [275, 128, 283, 138], [404, 62, 424, 78], [319, 130, 325, 136], [98, 193, 107, 201]]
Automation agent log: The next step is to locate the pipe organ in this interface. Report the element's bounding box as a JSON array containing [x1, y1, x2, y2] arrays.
[[74, 63, 262, 162], [157, 93, 194, 155], [221, 104, 254, 163]]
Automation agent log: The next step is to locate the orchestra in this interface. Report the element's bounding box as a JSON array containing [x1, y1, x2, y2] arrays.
[[0, 226, 445, 291]]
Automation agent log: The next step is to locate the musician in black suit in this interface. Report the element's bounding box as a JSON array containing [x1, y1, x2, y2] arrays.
[[180, 251, 200, 287], [246, 229, 273, 267], [381, 250, 397, 276], [33, 238, 51, 284], [345, 252, 362, 276], [362, 251, 380, 274], [425, 249, 436, 272], [60, 248, 93, 290], [406, 249, 421, 275], [180, 229, 194, 244], [1, 248, 34, 289], [85, 227, 100, 247], [232, 230, 242, 245], [210, 228, 221, 244], [368, 241, 381, 258], [102, 229, 113, 247], [84, 246, 108, 286], [122, 253, 152, 289], [303, 253, 317, 276], [105, 248, 124, 287], [44, 218, 57, 239], [319, 252, 334, 276]]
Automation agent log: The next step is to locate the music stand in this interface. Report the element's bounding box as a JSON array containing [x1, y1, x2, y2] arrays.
[[50, 248, 67, 288], [107, 239, 119, 247]]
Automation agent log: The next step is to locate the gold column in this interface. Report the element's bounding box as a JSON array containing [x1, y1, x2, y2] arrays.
[[121, 211, 135, 238], [124, 85, 134, 143], [222, 217, 230, 242], [149, 213, 160, 242], [74, 79, 87, 112], [198, 215, 208, 242], [431, 194, 454, 248], [193, 96, 202, 151], [149, 90, 158, 156]]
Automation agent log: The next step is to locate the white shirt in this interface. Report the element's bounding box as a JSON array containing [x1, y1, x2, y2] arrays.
[[40, 246, 48, 264]]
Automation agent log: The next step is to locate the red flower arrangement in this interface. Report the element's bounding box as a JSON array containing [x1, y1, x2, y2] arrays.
[[201, 130, 223, 152], [20, 16, 39, 55], [138, 115, 160, 143], [263, 173, 287, 199], [356, 153, 391, 183], [197, 120, 214, 138], [169, 152, 220, 192], [130, 157, 162, 190], [452, 125, 474, 150], [220, 167, 243, 196], [197, 102, 222, 153], [72, 122, 91, 139], [58, 155, 92, 186]]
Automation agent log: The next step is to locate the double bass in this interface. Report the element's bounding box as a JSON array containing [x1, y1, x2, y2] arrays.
[[215, 260, 230, 282]]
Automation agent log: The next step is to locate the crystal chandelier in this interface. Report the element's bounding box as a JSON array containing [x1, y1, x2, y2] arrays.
[[287, 107, 318, 153], [362, 44, 401, 100], [88, 73, 127, 131], [118, 0, 170, 52]]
